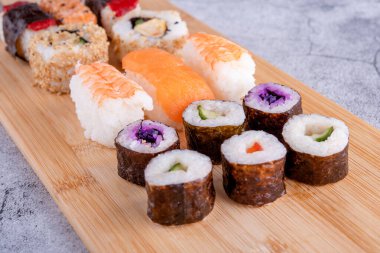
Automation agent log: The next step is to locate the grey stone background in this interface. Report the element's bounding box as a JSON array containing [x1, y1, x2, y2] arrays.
[[0, 0, 379, 252]]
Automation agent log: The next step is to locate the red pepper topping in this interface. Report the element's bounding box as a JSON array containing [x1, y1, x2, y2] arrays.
[[27, 19, 57, 31], [246, 142, 263, 153], [107, 0, 138, 17], [3, 1, 29, 12]]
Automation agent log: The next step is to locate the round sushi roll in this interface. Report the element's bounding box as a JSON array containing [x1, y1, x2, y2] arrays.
[[282, 114, 349, 185], [115, 120, 180, 186], [243, 83, 302, 141], [221, 131, 287, 206], [145, 150, 215, 226], [112, 10, 188, 60], [183, 100, 246, 164], [1, 2, 57, 61], [29, 23, 109, 93]]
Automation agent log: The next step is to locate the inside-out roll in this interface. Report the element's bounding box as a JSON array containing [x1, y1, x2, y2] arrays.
[[115, 120, 180, 186], [282, 114, 349, 185], [145, 149, 215, 226], [221, 130, 287, 206]]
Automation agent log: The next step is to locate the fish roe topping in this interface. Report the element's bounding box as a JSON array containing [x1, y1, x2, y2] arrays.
[[108, 0, 139, 17], [190, 33, 248, 68], [77, 62, 143, 104]]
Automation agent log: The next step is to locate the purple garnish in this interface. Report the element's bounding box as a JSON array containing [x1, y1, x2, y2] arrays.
[[135, 124, 164, 148], [259, 88, 286, 105]]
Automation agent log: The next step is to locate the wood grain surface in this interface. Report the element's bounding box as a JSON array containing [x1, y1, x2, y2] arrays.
[[0, 0, 379, 252]]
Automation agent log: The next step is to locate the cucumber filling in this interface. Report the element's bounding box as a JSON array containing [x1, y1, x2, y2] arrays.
[[312, 126, 334, 142], [197, 105, 220, 120], [169, 162, 187, 172]]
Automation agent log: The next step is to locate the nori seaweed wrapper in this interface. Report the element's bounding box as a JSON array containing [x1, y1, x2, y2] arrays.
[[244, 98, 302, 142], [115, 139, 180, 186], [85, 0, 109, 25], [183, 121, 247, 164], [285, 144, 348, 185], [222, 155, 286, 206], [3, 3, 53, 57], [146, 171, 215, 226]]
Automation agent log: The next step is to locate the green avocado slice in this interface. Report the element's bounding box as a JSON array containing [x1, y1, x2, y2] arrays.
[[134, 18, 145, 27], [313, 127, 334, 142], [197, 105, 220, 120], [169, 163, 187, 172]]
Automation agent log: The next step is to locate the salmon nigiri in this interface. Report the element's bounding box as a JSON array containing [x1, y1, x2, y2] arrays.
[[179, 32, 256, 103], [40, 0, 97, 25], [122, 48, 215, 128], [70, 62, 153, 147]]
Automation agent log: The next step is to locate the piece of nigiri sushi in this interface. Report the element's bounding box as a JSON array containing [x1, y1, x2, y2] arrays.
[[179, 32, 256, 103], [122, 48, 215, 128], [40, 0, 97, 25], [70, 62, 153, 147]]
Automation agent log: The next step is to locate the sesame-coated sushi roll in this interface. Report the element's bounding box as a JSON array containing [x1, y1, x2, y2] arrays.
[[85, 0, 140, 37], [221, 131, 287, 206], [1, 2, 57, 61], [145, 150, 215, 226], [282, 114, 349, 185], [115, 120, 180, 186], [179, 32, 256, 103], [112, 10, 188, 60], [40, 0, 97, 25], [29, 23, 109, 93], [183, 100, 246, 164], [244, 83, 302, 141], [70, 62, 153, 147], [122, 48, 215, 128]]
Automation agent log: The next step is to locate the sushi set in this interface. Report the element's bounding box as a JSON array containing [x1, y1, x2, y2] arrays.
[[0, 0, 379, 252]]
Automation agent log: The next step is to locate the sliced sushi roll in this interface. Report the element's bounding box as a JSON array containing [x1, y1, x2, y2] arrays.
[[112, 10, 188, 60], [115, 120, 180, 186], [85, 0, 140, 37], [145, 150, 215, 226], [40, 0, 97, 25], [70, 62, 153, 147], [122, 48, 215, 128], [183, 100, 246, 164], [243, 83, 302, 141], [282, 114, 349, 185], [1, 2, 57, 61], [179, 32, 256, 103], [29, 23, 109, 93], [221, 131, 287, 206]]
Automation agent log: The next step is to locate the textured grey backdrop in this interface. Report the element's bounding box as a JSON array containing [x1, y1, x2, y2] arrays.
[[0, 0, 379, 252]]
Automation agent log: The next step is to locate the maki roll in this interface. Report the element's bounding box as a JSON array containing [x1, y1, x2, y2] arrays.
[[243, 83, 302, 141], [115, 120, 180, 186], [112, 10, 188, 60], [70, 62, 153, 147], [145, 150, 215, 226], [282, 114, 349, 185], [179, 32, 256, 102], [29, 23, 109, 93], [183, 100, 246, 164], [1, 2, 57, 61], [122, 48, 215, 128], [40, 0, 97, 25], [221, 131, 287, 206], [85, 0, 140, 37]]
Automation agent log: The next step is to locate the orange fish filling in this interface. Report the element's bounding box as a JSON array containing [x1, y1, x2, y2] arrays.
[[246, 142, 263, 153], [190, 33, 247, 68], [77, 63, 142, 105]]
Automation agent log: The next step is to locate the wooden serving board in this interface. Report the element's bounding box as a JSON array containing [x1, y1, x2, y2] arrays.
[[1, 0, 380, 252]]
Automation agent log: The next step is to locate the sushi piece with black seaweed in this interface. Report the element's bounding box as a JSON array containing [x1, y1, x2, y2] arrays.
[[115, 120, 180, 186], [221, 131, 287, 206], [243, 83, 302, 141], [183, 100, 246, 164], [145, 150, 215, 226], [282, 114, 349, 185]]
